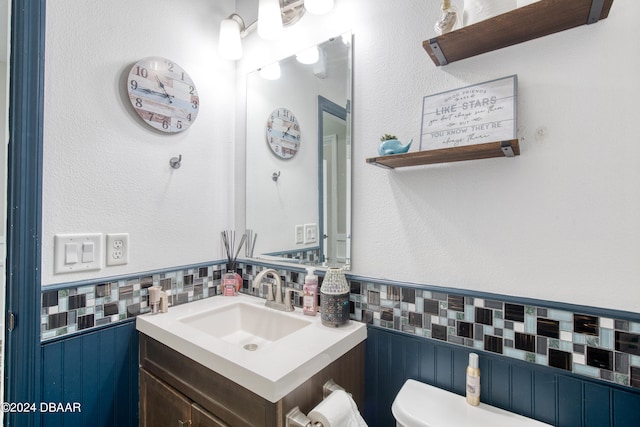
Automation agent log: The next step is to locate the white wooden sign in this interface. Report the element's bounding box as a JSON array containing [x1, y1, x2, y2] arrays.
[[420, 75, 517, 151]]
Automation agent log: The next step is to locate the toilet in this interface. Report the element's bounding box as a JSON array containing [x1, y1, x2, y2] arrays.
[[392, 379, 550, 426]]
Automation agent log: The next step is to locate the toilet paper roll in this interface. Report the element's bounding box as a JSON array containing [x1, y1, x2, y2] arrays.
[[308, 390, 368, 427]]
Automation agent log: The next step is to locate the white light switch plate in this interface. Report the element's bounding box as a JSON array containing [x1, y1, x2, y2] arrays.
[[54, 233, 102, 274], [295, 225, 304, 244], [303, 223, 317, 244]]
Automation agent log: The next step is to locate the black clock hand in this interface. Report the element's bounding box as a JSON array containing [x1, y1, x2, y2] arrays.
[[137, 87, 169, 97], [155, 75, 174, 103], [283, 125, 291, 137]]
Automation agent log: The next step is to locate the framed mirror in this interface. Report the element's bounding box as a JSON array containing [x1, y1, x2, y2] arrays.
[[245, 32, 352, 269]]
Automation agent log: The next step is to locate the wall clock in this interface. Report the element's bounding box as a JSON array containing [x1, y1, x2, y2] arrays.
[[127, 56, 199, 133], [266, 107, 301, 159]]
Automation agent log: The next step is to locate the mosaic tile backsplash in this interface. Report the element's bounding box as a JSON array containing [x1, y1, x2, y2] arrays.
[[41, 264, 227, 340], [41, 262, 640, 391]]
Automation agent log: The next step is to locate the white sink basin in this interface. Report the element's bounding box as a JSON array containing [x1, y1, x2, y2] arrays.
[[136, 293, 367, 402], [178, 301, 312, 348]]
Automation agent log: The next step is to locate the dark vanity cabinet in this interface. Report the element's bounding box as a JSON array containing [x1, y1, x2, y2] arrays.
[[140, 368, 227, 427], [139, 334, 365, 427]]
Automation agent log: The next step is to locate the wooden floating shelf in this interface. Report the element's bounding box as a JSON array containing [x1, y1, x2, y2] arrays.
[[366, 139, 520, 169], [423, 0, 614, 66]]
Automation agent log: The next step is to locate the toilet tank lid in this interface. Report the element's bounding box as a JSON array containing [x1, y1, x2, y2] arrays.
[[391, 380, 550, 426]]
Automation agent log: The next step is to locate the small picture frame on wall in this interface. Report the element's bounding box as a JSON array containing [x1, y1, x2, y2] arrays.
[[419, 75, 517, 151]]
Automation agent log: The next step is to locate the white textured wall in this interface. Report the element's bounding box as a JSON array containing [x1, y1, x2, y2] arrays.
[[239, 0, 640, 313], [42, 0, 236, 285], [41, 0, 640, 312]]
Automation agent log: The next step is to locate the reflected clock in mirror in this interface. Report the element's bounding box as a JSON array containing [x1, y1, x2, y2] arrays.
[[245, 32, 352, 269], [266, 107, 301, 159]]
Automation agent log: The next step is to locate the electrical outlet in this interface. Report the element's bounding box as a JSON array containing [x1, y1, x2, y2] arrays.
[[303, 223, 317, 244], [295, 225, 304, 244], [106, 233, 129, 266]]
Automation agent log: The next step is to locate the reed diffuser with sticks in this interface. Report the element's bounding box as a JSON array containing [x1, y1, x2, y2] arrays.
[[221, 230, 246, 296]]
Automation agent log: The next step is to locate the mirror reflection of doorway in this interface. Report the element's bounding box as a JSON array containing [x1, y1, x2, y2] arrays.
[[319, 96, 349, 268]]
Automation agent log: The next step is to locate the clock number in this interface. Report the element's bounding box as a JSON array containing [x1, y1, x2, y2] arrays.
[[167, 62, 174, 72], [130, 79, 138, 90], [176, 120, 183, 130], [134, 66, 148, 78], [187, 114, 192, 122], [189, 86, 195, 95], [135, 98, 143, 108], [181, 72, 185, 81], [148, 113, 154, 121], [162, 120, 169, 130], [192, 99, 199, 109]]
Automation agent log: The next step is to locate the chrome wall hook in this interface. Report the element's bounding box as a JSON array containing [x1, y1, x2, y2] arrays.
[[169, 154, 182, 169], [272, 171, 281, 181]]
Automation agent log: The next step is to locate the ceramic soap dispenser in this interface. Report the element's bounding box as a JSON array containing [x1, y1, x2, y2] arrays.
[[320, 268, 350, 327]]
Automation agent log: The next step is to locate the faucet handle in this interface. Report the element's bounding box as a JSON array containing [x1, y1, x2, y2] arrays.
[[284, 287, 303, 311], [256, 281, 274, 301]]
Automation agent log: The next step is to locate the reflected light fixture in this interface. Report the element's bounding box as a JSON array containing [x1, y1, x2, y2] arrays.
[[296, 45, 320, 64], [218, 0, 335, 61], [259, 62, 281, 80]]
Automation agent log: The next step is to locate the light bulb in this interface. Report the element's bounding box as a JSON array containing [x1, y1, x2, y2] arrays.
[[304, 0, 334, 15], [218, 17, 243, 60], [258, 0, 283, 40]]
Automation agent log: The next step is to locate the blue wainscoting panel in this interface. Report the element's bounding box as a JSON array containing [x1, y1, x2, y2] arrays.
[[583, 383, 610, 426], [511, 364, 534, 418], [533, 370, 557, 424], [612, 389, 640, 427], [363, 326, 640, 427], [41, 320, 139, 427]]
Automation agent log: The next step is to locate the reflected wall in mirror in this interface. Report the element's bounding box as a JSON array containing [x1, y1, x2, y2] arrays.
[[246, 32, 352, 269]]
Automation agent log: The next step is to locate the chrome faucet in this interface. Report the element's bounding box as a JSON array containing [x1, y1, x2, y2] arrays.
[[284, 287, 303, 312], [252, 268, 286, 309]]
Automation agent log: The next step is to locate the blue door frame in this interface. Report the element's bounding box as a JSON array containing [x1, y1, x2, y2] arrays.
[[4, 0, 45, 426]]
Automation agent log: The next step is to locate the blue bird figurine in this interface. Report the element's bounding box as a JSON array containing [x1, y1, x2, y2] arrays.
[[378, 137, 412, 156]]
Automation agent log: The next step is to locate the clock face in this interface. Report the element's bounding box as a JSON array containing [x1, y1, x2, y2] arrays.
[[127, 57, 199, 133], [266, 108, 301, 159]]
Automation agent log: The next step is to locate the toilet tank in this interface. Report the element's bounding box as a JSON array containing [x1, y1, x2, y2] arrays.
[[392, 380, 550, 427]]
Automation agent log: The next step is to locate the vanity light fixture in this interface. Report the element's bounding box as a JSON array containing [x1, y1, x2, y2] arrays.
[[258, 0, 284, 40], [218, 14, 245, 60], [218, 0, 335, 60], [304, 0, 335, 15]]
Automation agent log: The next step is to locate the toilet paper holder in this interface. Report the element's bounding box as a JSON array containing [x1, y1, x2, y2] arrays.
[[285, 379, 347, 427]]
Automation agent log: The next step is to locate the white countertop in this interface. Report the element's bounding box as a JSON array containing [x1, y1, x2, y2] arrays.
[[136, 293, 367, 403]]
